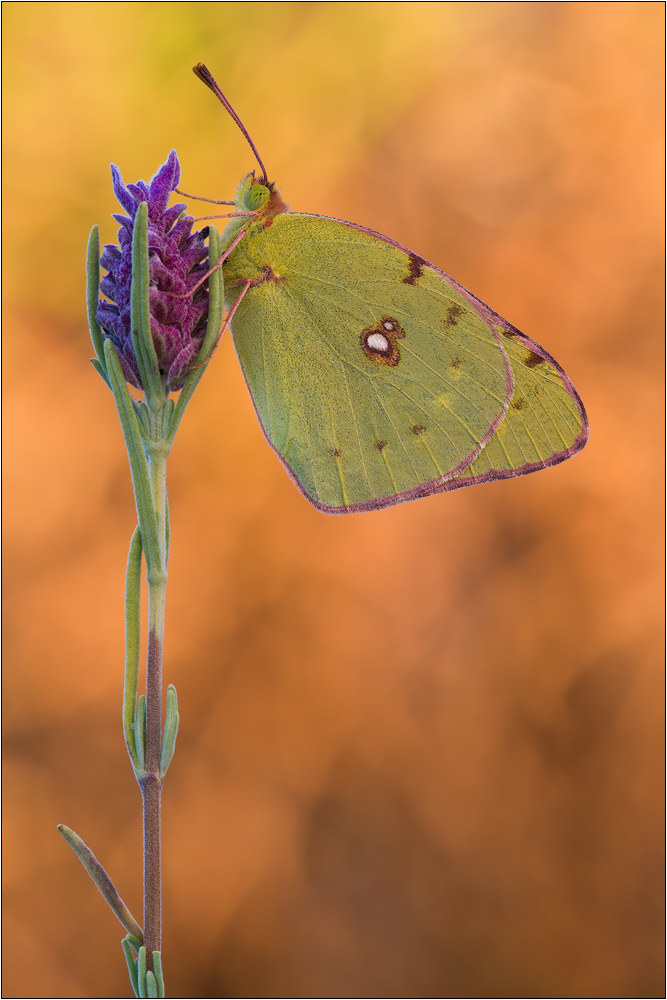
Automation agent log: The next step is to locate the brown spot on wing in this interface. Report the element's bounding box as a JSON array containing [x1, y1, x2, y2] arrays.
[[511, 397, 526, 411], [241, 265, 286, 288], [376, 440, 387, 452], [445, 303, 464, 327], [450, 356, 461, 370], [402, 253, 426, 285], [360, 316, 406, 366], [412, 424, 426, 435], [331, 447, 341, 458], [524, 350, 545, 369]]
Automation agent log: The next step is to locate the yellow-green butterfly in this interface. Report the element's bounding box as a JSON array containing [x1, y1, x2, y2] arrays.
[[191, 64, 588, 515]]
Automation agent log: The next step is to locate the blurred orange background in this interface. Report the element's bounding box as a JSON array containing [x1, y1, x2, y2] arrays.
[[3, 3, 664, 997]]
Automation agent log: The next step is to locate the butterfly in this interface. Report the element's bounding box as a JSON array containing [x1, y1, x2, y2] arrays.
[[190, 64, 588, 515]]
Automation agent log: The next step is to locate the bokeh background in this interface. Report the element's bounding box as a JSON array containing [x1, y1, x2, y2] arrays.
[[3, 3, 664, 997]]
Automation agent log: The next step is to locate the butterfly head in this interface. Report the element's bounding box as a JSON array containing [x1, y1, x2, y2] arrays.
[[235, 172, 289, 219]]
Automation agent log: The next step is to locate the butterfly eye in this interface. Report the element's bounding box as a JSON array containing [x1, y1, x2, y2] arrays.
[[244, 184, 271, 211]]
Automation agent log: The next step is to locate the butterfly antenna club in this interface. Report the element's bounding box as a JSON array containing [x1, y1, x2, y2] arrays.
[[193, 63, 268, 184]]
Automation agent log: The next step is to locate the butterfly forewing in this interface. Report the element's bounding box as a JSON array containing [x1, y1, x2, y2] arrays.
[[454, 326, 588, 487], [224, 214, 514, 511]]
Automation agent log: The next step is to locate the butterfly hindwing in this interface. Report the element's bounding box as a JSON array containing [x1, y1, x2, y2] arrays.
[[224, 213, 516, 511], [455, 326, 588, 487]]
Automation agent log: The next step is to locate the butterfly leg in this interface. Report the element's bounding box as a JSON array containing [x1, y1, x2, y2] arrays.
[[175, 187, 257, 217], [174, 188, 235, 205], [192, 211, 255, 221], [187, 278, 252, 372], [166, 226, 250, 300]]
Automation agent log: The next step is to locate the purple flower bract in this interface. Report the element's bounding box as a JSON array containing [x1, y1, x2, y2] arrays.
[[97, 150, 209, 391]]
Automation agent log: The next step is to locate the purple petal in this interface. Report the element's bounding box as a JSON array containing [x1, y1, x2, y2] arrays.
[[149, 151, 181, 216], [112, 213, 133, 231], [117, 346, 142, 389], [166, 342, 199, 385], [170, 218, 194, 248], [127, 182, 148, 205], [99, 277, 119, 301], [161, 203, 188, 232], [110, 164, 136, 216], [101, 244, 122, 261]]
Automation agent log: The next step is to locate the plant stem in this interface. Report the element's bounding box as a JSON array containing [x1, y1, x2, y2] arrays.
[[140, 424, 170, 970], [141, 624, 163, 969], [124, 527, 143, 773]]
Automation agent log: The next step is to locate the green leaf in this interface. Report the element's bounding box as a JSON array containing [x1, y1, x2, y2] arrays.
[[159, 684, 179, 779], [57, 825, 143, 941], [123, 527, 143, 775], [161, 398, 174, 438], [169, 224, 224, 441], [90, 357, 112, 389], [137, 947, 147, 999], [196, 224, 225, 366], [131, 201, 163, 405], [137, 402, 152, 438], [104, 339, 161, 572], [86, 225, 107, 374], [134, 694, 146, 772], [121, 936, 140, 998], [152, 952, 165, 998], [165, 498, 170, 561]]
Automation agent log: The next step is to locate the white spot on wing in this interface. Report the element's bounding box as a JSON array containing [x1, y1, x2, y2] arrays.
[[367, 332, 390, 353]]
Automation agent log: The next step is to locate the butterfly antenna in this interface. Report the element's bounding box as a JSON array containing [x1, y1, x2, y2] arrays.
[[193, 63, 268, 185]]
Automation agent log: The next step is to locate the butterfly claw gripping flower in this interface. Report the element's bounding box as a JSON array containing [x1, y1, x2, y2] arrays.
[[97, 150, 210, 391]]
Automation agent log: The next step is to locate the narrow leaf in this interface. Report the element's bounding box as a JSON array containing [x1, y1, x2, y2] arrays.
[[195, 223, 225, 366], [152, 951, 165, 998], [57, 825, 144, 942], [165, 499, 170, 561], [134, 694, 146, 771], [131, 201, 162, 403], [90, 358, 112, 389], [161, 398, 174, 438], [121, 936, 140, 998], [104, 339, 161, 571], [159, 684, 179, 779], [137, 947, 147, 999], [86, 226, 107, 371], [169, 224, 224, 440], [123, 527, 143, 774]]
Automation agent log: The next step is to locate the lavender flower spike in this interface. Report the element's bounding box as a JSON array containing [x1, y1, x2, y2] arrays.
[[97, 151, 210, 391]]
